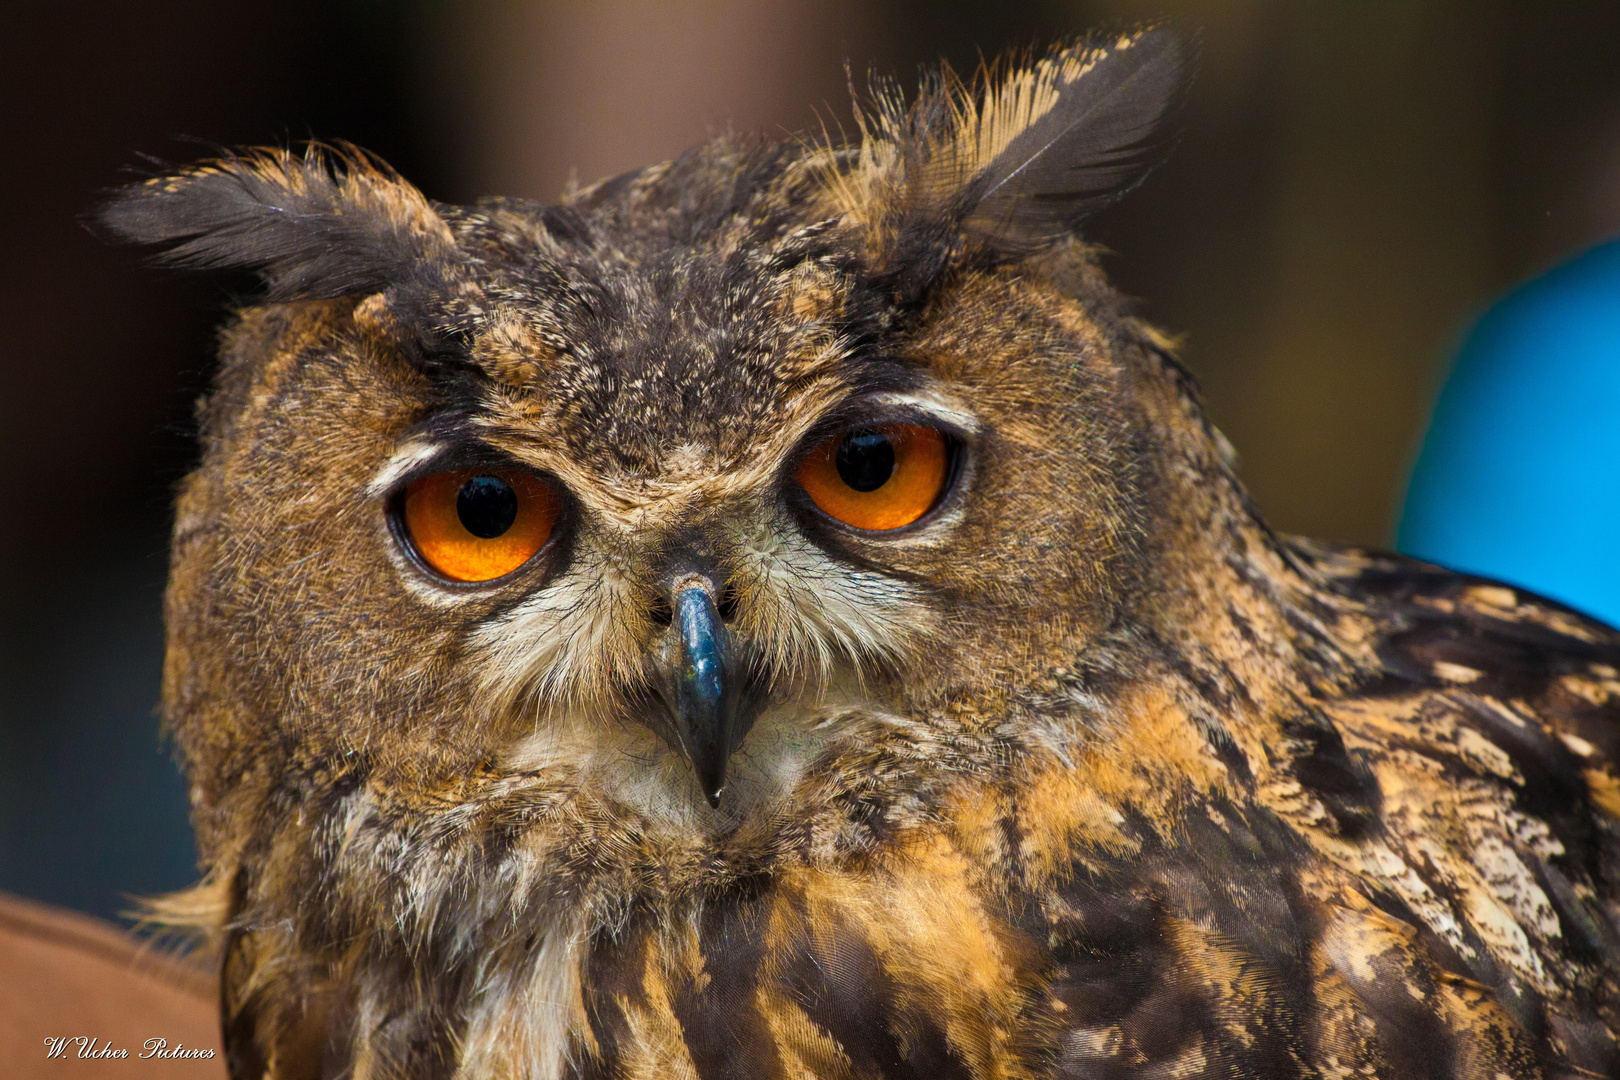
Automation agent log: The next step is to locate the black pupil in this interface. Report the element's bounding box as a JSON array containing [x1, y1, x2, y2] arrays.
[[835, 429, 896, 492], [457, 475, 519, 538]]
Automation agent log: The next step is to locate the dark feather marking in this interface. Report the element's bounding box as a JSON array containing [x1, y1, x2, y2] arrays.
[[1181, 809, 1320, 1077], [578, 921, 654, 1080], [1354, 563, 1618, 661], [220, 925, 268, 1080], [1380, 617, 1555, 699], [1200, 713, 1256, 787], [1137, 627, 1244, 714], [1280, 704, 1382, 838], [1043, 869, 1232, 1075], [1457, 694, 1589, 815], [672, 897, 786, 1080], [1454, 697, 1603, 896], [574, 165, 649, 210], [870, 27, 1195, 303], [1534, 855, 1620, 959], [1037, 804, 1351, 1077], [778, 905, 972, 1080], [1339, 941, 1459, 1080], [1545, 1010, 1620, 1077]]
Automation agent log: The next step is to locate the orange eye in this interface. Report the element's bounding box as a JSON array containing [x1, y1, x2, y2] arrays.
[[794, 423, 949, 531], [400, 469, 560, 582]]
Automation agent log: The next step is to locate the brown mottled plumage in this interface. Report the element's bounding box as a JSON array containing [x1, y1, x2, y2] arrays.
[[98, 27, 1620, 1080]]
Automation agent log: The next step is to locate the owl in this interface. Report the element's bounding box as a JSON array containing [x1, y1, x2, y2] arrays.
[[98, 26, 1620, 1080]]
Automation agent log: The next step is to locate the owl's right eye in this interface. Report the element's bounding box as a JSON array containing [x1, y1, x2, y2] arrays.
[[398, 469, 560, 582]]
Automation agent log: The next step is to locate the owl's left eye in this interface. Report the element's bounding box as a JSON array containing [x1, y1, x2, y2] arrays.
[[398, 468, 560, 582], [794, 423, 951, 531]]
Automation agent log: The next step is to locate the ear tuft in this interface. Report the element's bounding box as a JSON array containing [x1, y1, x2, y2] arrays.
[[955, 27, 1194, 246], [832, 26, 1195, 264], [93, 143, 455, 301]]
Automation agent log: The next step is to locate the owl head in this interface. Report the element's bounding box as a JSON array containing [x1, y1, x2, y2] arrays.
[[99, 27, 1227, 1074]]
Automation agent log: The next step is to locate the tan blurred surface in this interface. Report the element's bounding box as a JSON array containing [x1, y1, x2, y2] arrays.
[[0, 892, 223, 1079], [424, 0, 876, 203]]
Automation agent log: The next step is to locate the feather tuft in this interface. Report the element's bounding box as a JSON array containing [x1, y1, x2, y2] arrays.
[[954, 27, 1195, 246], [92, 142, 455, 301], [827, 26, 1195, 267]]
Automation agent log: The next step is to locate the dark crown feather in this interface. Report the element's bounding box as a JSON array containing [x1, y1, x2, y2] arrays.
[[92, 144, 454, 301]]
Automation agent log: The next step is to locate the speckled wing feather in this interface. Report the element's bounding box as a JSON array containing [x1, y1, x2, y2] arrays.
[[1308, 547, 1620, 1078]]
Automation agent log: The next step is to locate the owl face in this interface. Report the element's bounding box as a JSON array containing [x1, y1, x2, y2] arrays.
[[169, 167, 1142, 841], [104, 20, 1189, 960]]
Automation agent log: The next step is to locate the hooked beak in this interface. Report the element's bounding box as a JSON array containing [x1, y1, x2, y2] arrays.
[[658, 583, 749, 807]]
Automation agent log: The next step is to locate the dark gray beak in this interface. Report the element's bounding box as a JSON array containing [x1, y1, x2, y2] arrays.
[[662, 584, 747, 807]]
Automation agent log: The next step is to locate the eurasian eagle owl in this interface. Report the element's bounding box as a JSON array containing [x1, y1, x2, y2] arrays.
[[99, 27, 1620, 1080]]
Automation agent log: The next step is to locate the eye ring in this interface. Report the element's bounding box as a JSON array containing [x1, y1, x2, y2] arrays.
[[794, 423, 955, 533], [392, 467, 562, 583]]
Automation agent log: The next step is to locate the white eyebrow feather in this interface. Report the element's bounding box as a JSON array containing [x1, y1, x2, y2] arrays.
[[365, 439, 446, 498], [864, 390, 981, 434]]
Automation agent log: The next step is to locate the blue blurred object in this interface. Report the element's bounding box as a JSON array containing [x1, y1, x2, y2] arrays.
[[1398, 238, 1620, 628]]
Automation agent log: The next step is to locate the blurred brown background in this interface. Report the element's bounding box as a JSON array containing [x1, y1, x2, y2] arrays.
[[3, 0, 1619, 920]]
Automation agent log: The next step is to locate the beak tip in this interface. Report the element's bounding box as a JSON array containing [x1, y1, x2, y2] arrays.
[[668, 584, 744, 810], [699, 761, 726, 808]]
